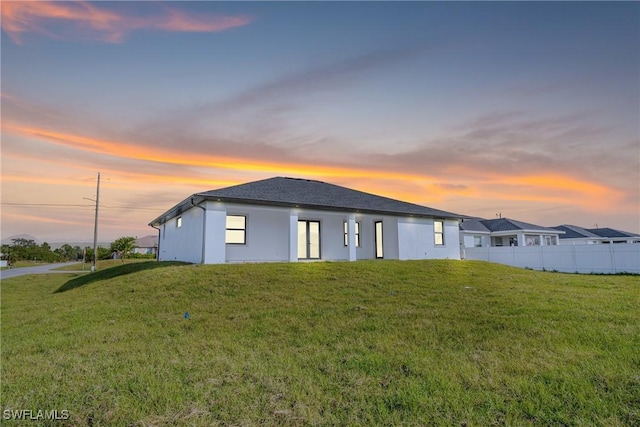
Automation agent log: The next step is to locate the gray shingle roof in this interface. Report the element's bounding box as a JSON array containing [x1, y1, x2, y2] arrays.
[[461, 218, 561, 233], [150, 177, 462, 225], [551, 225, 601, 239], [551, 225, 640, 239], [586, 227, 640, 238], [459, 218, 491, 233], [135, 235, 158, 248]]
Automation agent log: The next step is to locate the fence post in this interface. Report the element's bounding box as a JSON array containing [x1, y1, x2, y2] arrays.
[[609, 244, 616, 274]]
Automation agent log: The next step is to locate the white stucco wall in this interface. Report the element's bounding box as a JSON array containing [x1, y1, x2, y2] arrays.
[[461, 233, 489, 248], [157, 201, 460, 263], [398, 218, 460, 260], [158, 205, 204, 263], [224, 204, 291, 263]]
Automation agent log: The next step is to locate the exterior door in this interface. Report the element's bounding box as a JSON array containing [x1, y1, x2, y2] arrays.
[[375, 221, 384, 258], [298, 220, 320, 259]]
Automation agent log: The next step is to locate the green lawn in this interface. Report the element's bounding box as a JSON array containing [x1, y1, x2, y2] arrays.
[[3, 260, 51, 269], [1, 260, 638, 426], [52, 258, 150, 271]]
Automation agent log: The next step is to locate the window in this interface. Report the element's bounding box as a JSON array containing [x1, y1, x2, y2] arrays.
[[544, 235, 557, 246], [375, 221, 384, 258], [226, 215, 246, 244], [434, 220, 444, 246], [176, 216, 182, 228], [473, 236, 482, 247], [343, 221, 361, 247], [525, 235, 540, 246]]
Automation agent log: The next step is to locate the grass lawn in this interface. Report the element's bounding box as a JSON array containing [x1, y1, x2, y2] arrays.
[[53, 258, 151, 271], [4, 260, 52, 269], [1, 260, 638, 426]]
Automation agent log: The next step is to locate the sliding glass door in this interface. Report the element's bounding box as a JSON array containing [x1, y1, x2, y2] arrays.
[[298, 220, 320, 259]]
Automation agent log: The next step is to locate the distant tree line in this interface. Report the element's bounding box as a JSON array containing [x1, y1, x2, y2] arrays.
[[1, 236, 154, 264]]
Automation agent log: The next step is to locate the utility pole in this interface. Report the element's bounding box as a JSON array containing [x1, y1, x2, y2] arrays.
[[91, 172, 100, 272]]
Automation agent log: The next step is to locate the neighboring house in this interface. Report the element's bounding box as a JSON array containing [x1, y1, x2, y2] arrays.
[[552, 225, 640, 245], [460, 217, 564, 248], [134, 235, 159, 255], [149, 177, 463, 264]]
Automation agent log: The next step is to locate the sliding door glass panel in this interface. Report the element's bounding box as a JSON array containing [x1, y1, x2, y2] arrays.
[[297, 221, 307, 259], [309, 221, 320, 259]]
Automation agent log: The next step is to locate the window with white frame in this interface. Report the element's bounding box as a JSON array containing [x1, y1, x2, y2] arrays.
[[225, 215, 246, 244], [473, 236, 482, 247], [434, 220, 444, 245], [525, 235, 540, 246], [176, 216, 182, 228], [343, 221, 361, 247]]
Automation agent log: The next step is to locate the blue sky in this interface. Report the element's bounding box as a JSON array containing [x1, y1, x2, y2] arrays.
[[1, 1, 638, 242]]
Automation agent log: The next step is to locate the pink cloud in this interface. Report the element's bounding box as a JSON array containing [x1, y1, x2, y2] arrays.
[[1, 1, 253, 44]]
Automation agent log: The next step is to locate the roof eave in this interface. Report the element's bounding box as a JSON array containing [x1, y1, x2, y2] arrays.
[[148, 193, 206, 227], [460, 230, 491, 235], [149, 194, 463, 225], [210, 195, 463, 219], [489, 229, 564, 236]]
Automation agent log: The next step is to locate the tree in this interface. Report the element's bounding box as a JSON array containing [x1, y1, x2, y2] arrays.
[[54, 244, 82, 261], [110, 237, 136, 260], [84, 246, 111, 262], [9, 238, 37, 261]]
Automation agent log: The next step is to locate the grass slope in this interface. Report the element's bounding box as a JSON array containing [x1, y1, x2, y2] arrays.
[[1, 260, 639, 426]]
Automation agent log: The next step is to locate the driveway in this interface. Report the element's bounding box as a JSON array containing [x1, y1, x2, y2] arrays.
[[0, 262, 87, 280]]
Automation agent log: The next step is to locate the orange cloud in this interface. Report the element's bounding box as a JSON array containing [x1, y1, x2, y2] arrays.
[[2, 211, 91, 226], [2, 122, 629, 216], [2, 123, 443, 183], [1, 1, 252, 44]]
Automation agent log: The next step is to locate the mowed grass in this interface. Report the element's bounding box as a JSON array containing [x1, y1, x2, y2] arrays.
[[1, 260, 638, 426], [53, 258, 151, 271]]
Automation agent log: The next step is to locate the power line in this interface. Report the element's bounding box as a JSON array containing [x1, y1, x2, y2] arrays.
[[0, 203, 94, 208], [1, 203, 163, 211]]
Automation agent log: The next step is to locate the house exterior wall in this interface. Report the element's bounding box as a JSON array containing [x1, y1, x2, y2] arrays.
[[223, 206, 404, 262], [461, 234, 489, 248], [460, 232, 561, 248], [558, 238, 600, 245], [133, 247, 157, 255], [224, 204, 291, 262], [158, 205, 204, 263], [558, 237, 640, 245], [157, 202, 460, 263], [398, 218, 460, 260]]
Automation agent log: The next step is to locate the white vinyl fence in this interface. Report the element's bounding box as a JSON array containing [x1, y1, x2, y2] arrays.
[[463, 243, 640, 274]]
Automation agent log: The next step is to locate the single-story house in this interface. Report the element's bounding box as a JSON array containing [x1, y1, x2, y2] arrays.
[[551, 225, 640, 245], [460, 217, 564, 248], [134, 235, 159, 255], [149, 177, 463, 264]]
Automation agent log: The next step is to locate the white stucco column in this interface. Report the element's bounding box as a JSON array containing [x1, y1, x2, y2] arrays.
[[347, 214, 357, 261], [517, 234, 526, 247], [203, 203, 226, 264], [289, 210, 298, 262]]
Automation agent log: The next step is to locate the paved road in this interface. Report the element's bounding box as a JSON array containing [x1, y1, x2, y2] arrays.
[[0, 262, 87, 280]]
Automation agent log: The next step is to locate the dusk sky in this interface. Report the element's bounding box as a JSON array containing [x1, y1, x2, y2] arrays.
[[1, 1, 639, 243]]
